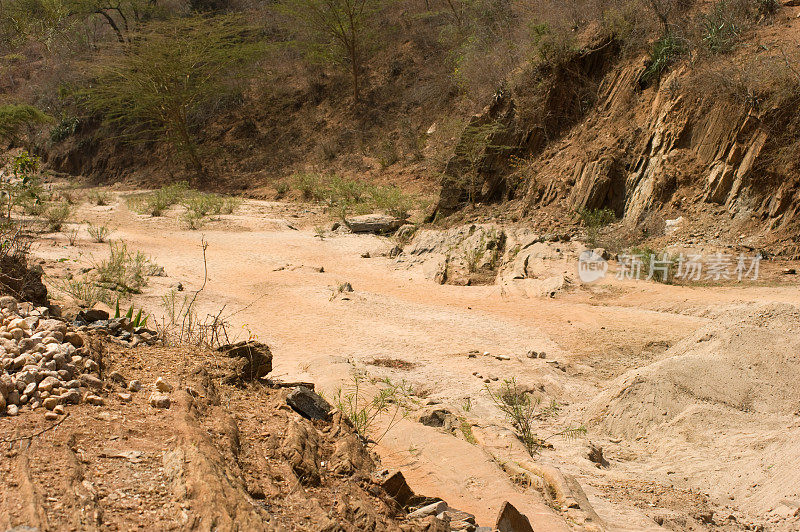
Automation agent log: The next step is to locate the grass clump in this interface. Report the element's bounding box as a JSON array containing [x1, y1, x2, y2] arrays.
[[488, 378, 585, 457], [53, 278, 114, 307], [292, 172, 324, 201], [641, 33, 688, 85], [126, 182, 189, 216], [627, 247, 678, 283], [88, 190, 112, 206], [43, 202, 71, 232], [94, 241, 158, 294], [293, 172, 416, 220], [87, 222, 112, 243]]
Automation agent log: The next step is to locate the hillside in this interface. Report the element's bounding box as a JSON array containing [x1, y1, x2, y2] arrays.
[[1, 0, 798, 253]]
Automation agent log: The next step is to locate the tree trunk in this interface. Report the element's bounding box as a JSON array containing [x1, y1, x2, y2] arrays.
[[95, 10, 126, 43]]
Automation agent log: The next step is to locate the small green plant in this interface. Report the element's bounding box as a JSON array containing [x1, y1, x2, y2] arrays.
[[488, 378, 585, 456], [67, 227, 79, 246], [629, 247, 677, 283], [44, 202, 71, 232], [331, 369, 414, 445], [461, 397, 472, 412], [88, 190, 112, 206], [87, 222, 112, 243], [641, 33, 688, 85], [275, 181, 290, 198], [459, 419, 477, 444], [114, 300, 149, 328], [220, 195, 241, 215], [702, 1, 743, 54], [53, 278, 114, 307], [182, 211, 205, 230], [314, 226, 326, 240], [50, 116, 80, 143]]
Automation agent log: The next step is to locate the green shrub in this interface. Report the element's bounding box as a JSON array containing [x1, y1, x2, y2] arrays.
[[126, 182, 188, 216], [579, 207, 616, 247], [292, 172, 324, 201], [0, 104, 52, 143], [50, 116, 80, 143], [88, 190, 112, 206], [488, 378, 585, 457], [331, 369, 414, 445]]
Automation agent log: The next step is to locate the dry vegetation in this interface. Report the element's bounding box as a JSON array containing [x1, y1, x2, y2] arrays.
[[1, 0, 794, 196]]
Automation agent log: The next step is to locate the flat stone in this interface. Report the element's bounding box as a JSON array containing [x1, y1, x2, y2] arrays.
[[117, 392, 132, 402], [345, 213, 406, 234], [286, 386, 331, 421], [43, 396, 60, 410], [408, 501, 448, 519], [85, 394, 104, 406], [44, 411, 59, 421]]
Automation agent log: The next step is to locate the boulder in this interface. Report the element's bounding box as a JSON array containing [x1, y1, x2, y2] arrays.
[[345, 214, 406, 234], [217, 341, 273, 383]]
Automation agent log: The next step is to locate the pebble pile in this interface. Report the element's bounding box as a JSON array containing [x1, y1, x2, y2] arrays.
[[0, 296, 116, 419]]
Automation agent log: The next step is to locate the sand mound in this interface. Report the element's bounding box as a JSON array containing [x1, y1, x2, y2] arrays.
[[582, 303, 800, 523]]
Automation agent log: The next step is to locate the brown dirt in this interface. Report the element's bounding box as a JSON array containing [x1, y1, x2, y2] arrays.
[[0, 341, 436, 530], [25, 189, 800, 530]]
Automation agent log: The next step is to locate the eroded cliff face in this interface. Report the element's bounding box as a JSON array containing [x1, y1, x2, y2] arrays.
[[434, 42, 800, 250]]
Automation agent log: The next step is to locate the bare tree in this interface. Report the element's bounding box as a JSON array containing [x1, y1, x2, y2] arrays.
[[278, 0, 383, 104]]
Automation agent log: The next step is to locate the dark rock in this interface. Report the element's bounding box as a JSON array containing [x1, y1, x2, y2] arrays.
[[495, 502, 533, 532], [286, 386, 332, 421], [587, 443, 609, 468], [77, 308, 109, 323], [418, 408, 456, 430], [217, 341, 273, 383], [382, 470, 414, 508]]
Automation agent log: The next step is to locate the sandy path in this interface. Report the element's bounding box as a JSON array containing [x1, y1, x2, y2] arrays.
[[35, 195, 800, 529]]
